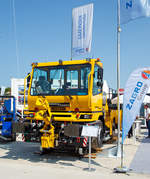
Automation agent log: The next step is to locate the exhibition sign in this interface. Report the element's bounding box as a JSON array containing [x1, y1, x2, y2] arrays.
[[122, 68, 150, 143]]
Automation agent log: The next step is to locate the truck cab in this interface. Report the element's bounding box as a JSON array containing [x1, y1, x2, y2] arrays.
[[26, 59, 104, 121]]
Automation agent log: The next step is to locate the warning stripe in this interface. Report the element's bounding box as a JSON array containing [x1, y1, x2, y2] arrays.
[[22, 134, 25, 142], [83, 137, 88, 147]]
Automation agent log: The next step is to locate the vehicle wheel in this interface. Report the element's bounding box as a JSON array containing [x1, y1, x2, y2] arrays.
[[92, 122, 104, 149], [40, 146, 50, 155], [97, 126, 104, 148], [11, 133, 16, 141], [112, 120, 116, 138]]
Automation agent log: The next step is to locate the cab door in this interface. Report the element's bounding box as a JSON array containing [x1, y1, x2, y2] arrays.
[[91, 65, 103, 112]]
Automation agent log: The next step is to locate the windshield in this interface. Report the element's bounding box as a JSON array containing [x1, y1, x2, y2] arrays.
[[30, 64, 91, 96]]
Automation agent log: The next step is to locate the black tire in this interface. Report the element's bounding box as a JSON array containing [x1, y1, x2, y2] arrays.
[[40, 147, 51, 155], [112, 120, 116, 138], [97, 126, 104, 148], [11, 133, 16, 141]]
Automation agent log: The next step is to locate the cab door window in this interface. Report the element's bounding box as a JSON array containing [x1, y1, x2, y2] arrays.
[[93, 65, 103, 95]]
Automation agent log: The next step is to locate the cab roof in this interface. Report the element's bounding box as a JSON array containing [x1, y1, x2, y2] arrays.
[[32, 58, 103, 68]]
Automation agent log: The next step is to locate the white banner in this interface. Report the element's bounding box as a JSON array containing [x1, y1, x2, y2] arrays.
[[122, 68, 150, 142], [1, 86, 5, 95], [72, 3, 93, 57], [81, 126, 99, 137], [11, 78, 27, 111], [120, 0, 150, 24]]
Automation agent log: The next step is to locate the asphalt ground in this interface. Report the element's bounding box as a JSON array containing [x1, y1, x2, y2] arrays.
[[130, 137, 150, 174], [0, 130, 150, 179]]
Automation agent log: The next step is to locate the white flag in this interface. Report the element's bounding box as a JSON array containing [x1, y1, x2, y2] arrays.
[[122, 68, 150, 143], [120, 0, 150, 24], [1, 86, 5, 95], [72, 3, 93, 57]]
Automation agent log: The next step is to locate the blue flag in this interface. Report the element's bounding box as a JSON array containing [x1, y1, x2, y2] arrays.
[[120, 0, 150, 24]]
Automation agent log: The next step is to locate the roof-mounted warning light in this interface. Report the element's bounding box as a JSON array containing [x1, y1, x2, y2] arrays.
[[86, 58, 91, 62], [31, 62, 38, 67], [97, 58, 100, 62], [59, 59, 63, 65]]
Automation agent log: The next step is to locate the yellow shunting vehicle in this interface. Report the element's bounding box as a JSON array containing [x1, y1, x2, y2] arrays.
[[23, 58, 121, 154]]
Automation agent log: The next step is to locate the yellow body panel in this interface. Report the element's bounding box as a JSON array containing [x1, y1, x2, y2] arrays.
[[104, 106, 122, 136], [27, 58, 103, 122]]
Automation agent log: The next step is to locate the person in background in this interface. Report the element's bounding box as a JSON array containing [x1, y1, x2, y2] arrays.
[[128, 126, 133, 138], [145, 104, 150, 138], [128, 116, 138, 138]]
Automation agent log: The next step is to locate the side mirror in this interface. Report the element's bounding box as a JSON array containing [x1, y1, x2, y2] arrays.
[[97, 68, 103, 80], [97, 81, 103, 88], [27, 73, 31, 88]]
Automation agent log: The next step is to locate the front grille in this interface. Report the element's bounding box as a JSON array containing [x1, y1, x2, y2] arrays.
[[51, 107, 66, 111], [52, 115, 71, 117]]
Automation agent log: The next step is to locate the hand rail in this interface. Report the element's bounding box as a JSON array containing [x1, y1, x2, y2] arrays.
[[24, 73, 30, 108]]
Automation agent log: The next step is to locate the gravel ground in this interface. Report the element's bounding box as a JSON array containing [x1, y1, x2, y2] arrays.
[[0, 129, 150, 179]]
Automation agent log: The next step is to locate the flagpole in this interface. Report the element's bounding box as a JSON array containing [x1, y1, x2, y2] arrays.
[[114, 0, 128, 173], [12, 0, 20, 77], [117, 0, 125, 169], [117, 0, 121, 157], [71, 9, 73, 61]]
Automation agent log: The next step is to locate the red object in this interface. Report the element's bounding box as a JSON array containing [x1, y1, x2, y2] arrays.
[[75, 108, 79, 112], [142, 71, 150, 79], [76, 137, 80, 143], [144, 105, 148, 109], [76, 113, 80, 118], [33, 112, 35, 116], [119, 88, 124, 94], [34, 107, 39, 112], [22, 134, 25, 142], [119, 88, 124, 92]]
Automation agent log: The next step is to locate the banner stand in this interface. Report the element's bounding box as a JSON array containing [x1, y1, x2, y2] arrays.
[[107, 145, 121, 158], [83, 136, 96, 172], [133, 122, 136, 144], [114, 143, 129, 173]]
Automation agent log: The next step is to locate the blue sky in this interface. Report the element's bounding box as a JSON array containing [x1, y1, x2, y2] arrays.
[[0, 0, 150, 89]]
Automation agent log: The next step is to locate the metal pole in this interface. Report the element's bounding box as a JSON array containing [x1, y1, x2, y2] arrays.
[[117, 0, 121, 156], [12, 0, 20, 77], [71, 10, 73, 61], [13, 97, 16, 121], [89, 136, 91, 171], [114, 2, 128, 173], [121, 142, 123, 167]]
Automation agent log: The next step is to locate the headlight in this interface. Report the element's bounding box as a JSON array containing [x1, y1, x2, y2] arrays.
[[80, 114, 92, 119]]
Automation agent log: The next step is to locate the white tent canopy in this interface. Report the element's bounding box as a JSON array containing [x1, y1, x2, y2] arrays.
[[111, 87, 150, 104], [111, 94, 123, 104], [143, 94, 150, 104], [103, 80, 109, 94]]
